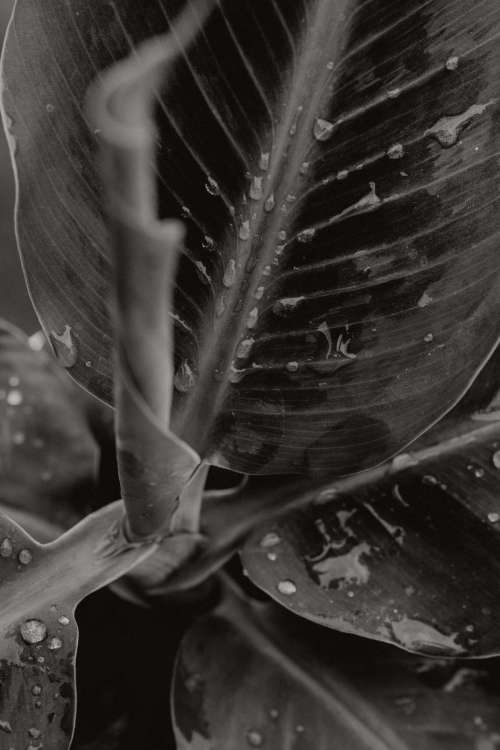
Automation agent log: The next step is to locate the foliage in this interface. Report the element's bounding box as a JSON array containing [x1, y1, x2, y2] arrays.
[[1, 0, 500, 748]]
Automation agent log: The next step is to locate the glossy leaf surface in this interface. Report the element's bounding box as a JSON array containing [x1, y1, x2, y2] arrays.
[[173, 589, 500, 749], [0, 502, 158, 749], [4, 0, 500, 474], [242, 362, 500, 657]]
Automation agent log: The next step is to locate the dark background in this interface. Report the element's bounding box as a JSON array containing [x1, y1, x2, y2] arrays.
[[0, 0, 37, 333]]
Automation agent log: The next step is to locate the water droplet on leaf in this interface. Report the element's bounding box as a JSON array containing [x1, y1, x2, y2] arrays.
[[488, 513, 500, 523], [48, 636, 62, 651], [314, 118, 335, 141], [297, 228, 316, 243], [0, 538, 13, 557], [20, 620, 47, 645], [446, 56, 459, 71], [205, 177, 220, 196], [246, 308, 258, 329], [249, 176, 263, 200], [278, 580, 297, 596], [58, 616, 70, 626], [264, 193, 275, 212], [174, 360, 196, 393], [260, 532, 281, 548], [6, 390, 23, 406], [18, 549, 32, 565], [492, 450, 500, 469], [49, 325, 77, 368], [387, 143, 404, 159], [259, 152, 270, 171], [239, 221, 251, 241], [247, 729, 264, 747]]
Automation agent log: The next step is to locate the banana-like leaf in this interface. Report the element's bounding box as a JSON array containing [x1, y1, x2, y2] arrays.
[[0, 502, 158, 749], [173, 587, 500, 750], [0, 321, 99, 529], [242, 359, 500, 657], [4, 1, 500, 475]]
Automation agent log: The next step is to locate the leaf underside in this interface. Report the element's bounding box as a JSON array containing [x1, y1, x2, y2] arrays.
[[173, 590, 500, 750], [4, 0, 500, 475], [242, 358, 500, 657]]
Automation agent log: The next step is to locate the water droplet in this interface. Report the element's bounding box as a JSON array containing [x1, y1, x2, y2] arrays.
[[297, 227, 316, 243], [223, 259, 237, 288], [236, 338, 254, 359], [58, 616, 70, 626], [181, 205, 192, 218], [488, 513, 500, 523], [254, 286, 265, 301], [259, 152, 270, 171], [337, 169, 349, 180], [286, 361, 299, 373], [314, 117, 335, 141], [262, 265, 271, 276], [28, 728, 41, 739], [424, 333, 434, 343], [246, 308, 258, 329], [267, 552, 277, 562], [418, 291, 433, 308], [0, 538, 13, 557], [300, 161, 310, 174], [247, 729, 264, 747], [205, 176, 220, 196], [264, 193, 275, 212], [174, 360, 196, 393], [49, 325, 77, 368], [269, 708, 279, 720], [18, 549, 32, 565], [249, 176, 263, 201], [492, 450, 500, 469], [273, 296, 305, 315], [46, 103, 55, 113], [278, 580, 296, 596], [12, 431, 25, 446], [20, 620, 47, 645], [387, 88, 401, 99], [326, 61, 334, 70], [239, 220, 251, 241], [6, 390, 23, 406], [445, 56, 459, 71], [31, 686, 42, 696], [426, 102, 493, 148], [260, 532, 281, 548], [202, 235, 215, 251], [278, 230, 287, 242], [474, 467, 485, 479], [296, 725, 305, 733], [387, 143, 404, 159], [48, 636, 62, 651], [0, 720, 12, 733]]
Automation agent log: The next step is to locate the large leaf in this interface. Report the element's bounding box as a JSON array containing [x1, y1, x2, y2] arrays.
[[4, 1, 500, 475], [173, 587, 500, 749], [242, 356, 500, 657]]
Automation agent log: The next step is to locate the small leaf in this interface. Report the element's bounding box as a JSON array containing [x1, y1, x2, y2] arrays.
[[173, 588, 500, 749], [0, 502, 159, 748], [242, 363, 500, 656]]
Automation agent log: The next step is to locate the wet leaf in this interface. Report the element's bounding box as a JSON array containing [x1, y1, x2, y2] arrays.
[[0, 321, 99, 529], [4, 1, 500, 475], [173, 587, 500, 750], [242, 358, 500, 657], [0, 501, 159, 749]]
